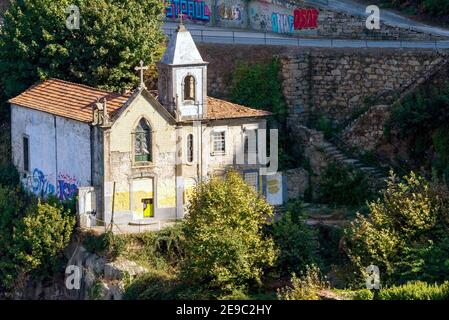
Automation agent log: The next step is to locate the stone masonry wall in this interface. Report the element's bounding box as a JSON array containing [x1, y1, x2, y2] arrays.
[[281, 49, 443, 125]]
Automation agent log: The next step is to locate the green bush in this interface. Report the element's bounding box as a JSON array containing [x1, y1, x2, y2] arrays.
[[378, 281, 449, 300], [82, 230, 124, 260], [182, 171, 277, 294], [386, 84, 449, 183], [351, 289, 375, 300], [230, 59, 287, 121], [120, 223, 186, 270], [344, 172, 449, 286], [123, 270, 212, 300], [277, 265, 328, 300], [270, 200, 318, 276], [0, 163, 20, 188], [318, 161, 375, 206], [0, 188, 76, 290]]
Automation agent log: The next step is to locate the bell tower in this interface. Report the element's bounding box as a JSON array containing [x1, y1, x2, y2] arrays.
[[157, 23, 208, 120]]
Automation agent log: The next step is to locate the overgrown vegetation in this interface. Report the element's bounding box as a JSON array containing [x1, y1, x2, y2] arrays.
[[318, 161, 376, 206], [182, 171, 277, 295], [341, 281, 449, 300], [229, 58, 298, 171], [0, 169, 76, 292], [344, 172, 449, 287], [0, 0, 165, 121], [277, 265, 328, 300], [123, 171, 277, 300], [230, 59, 288, 122], [385, 83, 449, 184], [268, 200, 318, 276]]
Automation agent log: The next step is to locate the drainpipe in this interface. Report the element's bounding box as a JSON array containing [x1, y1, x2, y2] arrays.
[[54, 116, 58, 191]]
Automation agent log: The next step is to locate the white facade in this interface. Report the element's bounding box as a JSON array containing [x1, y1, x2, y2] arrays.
[[11, 105, 92, 201]]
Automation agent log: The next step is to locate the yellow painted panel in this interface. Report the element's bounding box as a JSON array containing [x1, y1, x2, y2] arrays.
[[114, 192, 130, 212]]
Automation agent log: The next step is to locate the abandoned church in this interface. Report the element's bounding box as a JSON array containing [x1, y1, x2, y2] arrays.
[[8, 24, 285, 227]]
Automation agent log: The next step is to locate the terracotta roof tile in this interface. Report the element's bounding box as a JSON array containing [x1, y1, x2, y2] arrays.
[[9, 78, 271, 123], [206, 96, 271, 120], [8, 78, 130, 123]]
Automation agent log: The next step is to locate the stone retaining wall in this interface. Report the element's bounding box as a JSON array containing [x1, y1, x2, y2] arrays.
[[281, 49, 443, 125]]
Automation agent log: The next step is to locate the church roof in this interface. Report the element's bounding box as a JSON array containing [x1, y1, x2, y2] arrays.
[[9, 78, 270, 123], [8, 78, 130, 123], [206, 96, 271, 120], [160, 24, 206, 65]]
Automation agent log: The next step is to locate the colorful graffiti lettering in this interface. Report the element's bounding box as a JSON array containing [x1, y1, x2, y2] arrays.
[[32, 168, 56, 198], [57, 173, 79, 201], [293, 8, 319, 30], [165, 0, 211, 22], [217, 3, 242, 21], [271, 12, 294, 34], [30, 168, 79, 201]]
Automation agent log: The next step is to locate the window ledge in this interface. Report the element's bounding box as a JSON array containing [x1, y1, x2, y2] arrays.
[[132, 161, 155, 168]]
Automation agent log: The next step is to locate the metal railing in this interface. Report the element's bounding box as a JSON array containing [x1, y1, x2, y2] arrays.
[[163, 27, 449, 49]]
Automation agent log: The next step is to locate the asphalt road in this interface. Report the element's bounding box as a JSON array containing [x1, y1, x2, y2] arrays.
[[163, 22, 449, 49], [318, 0, 449, 38]]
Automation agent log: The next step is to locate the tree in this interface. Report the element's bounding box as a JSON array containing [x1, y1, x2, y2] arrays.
[[270, 200, 319, 276], [0, 0, 165, 102], [0, 188, 75, 290], [344, 172, 449, 286], [182, 171, 277, 294]]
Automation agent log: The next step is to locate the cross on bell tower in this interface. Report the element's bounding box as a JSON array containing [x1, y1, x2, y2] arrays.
[[135, 60, 148, 89]]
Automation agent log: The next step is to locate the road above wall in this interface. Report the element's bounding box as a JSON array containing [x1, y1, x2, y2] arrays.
[[309, 0, 449, 38], [163, 22, 449, 49]]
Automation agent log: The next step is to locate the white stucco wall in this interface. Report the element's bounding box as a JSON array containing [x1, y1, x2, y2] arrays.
[[10, 105, 92, 200]]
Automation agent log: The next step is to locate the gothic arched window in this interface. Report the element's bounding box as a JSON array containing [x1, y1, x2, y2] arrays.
[[134, 119, 152, 162], [184, 75, 195, 101]]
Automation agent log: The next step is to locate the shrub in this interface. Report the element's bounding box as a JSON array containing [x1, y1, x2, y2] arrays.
[[344, 172, 449, 286], [0, 192, 76, 290], [0, 163, 20, 188], [318, 161, 375, 206], [123, 270, 212, 300], [350, 289, 375, 300], [378, 281, 449, 300], [14, 200, 76, 274], [277, 265, 328, 300], [182, 171, 277, 294], [82, 230, 124, 260], [230, 59, 288, 121], [270, 200, 318, 276]]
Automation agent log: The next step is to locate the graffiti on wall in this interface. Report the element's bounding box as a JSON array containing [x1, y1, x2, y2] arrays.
[[293, 8, 319, 30], [217, 3, 242, 21], [165, 0, 211, 22], [271, 12, 294, 34], [30, 168, 79, 201]]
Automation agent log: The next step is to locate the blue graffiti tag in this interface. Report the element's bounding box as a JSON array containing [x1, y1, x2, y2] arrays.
[[30, 168, 79, 201], [165, 0, 211, 22], [32, 168, 56, 198], [272, 12, 294, 34]]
